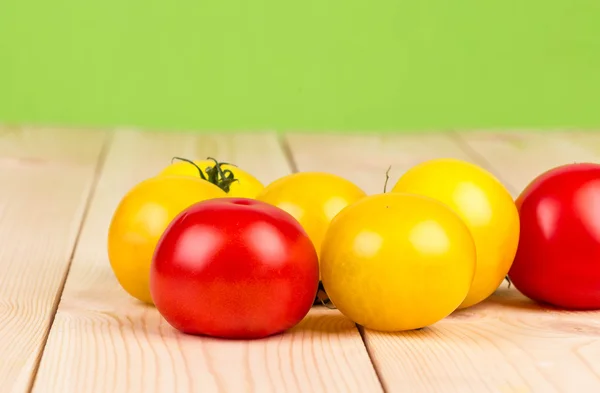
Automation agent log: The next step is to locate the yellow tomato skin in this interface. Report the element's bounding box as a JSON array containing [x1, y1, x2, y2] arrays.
[[320, 192, 476, 332], [256, 172, 367, 259], [391, 158, 520, 309], [107, 175, 226, 304], [158, 159, 264, 198]]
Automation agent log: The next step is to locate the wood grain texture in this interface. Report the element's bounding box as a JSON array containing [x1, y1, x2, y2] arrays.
[[285, 132, 477, 194], [285, 131, 600, 393], [364, 283, 600, 393], [33, 129, 383, 393], [0, 127, 107, 393], [0, 125, 107, 166], [453, 130, 599, 196], [560, 131, 600, 156]]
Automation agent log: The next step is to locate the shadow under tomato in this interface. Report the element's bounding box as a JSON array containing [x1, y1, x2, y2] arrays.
[[288, 305, 357, 334], [485, 286, 561, 312], [359, 324, 437, 339], [147, 305, 355, 342]]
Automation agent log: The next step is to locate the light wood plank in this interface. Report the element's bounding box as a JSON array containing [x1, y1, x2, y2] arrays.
[[453, 130, 599, 196], [286, 131, 600, 393], [0, 125, 107, 166], [453, 130, 600, 392], [285, 132, 479, 194], [33, 129, 383, 393], [542, 130, 600, 162], [0, 127, 108, 393], [364, 283, 600, 393]]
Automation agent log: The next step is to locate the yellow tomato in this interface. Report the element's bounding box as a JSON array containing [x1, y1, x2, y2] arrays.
[[256, 172, 367, 260], [391, 158, 520, 309], [158, 158, 264, 198], [107, 175, 226, 304], [320, 192, 476, 332]]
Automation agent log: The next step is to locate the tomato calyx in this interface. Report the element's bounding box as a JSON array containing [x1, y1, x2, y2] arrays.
[[171, 156, 239, 193]]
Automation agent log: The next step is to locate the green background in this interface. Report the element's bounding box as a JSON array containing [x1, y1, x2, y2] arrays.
[[1, 0, 599, 132]]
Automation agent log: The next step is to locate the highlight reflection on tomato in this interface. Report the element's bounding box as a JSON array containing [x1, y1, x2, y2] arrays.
[[150, 198, 319, 339], [391, 158, 519, 309], [320, 192, 476, 332], [509, 163, 600, 309], [256, 172, 366, 261], [107, 175, 226, 304]]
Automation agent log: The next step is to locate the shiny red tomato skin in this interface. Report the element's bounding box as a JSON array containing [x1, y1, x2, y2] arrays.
[[150, 198, 319, 339], [509, 163, 600, 309]]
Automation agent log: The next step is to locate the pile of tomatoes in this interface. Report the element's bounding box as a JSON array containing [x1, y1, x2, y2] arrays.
[[107, 156, 600, 339]]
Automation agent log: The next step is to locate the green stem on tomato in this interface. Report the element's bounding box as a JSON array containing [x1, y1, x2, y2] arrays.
[[171, 156, 209, 180], [204, 157, 240, 193], [171, 156, 239, 193]]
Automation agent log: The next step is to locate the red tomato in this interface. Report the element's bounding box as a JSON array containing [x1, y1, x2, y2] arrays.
[[509, 163, 600, 309], [150, 197, 320, 339]]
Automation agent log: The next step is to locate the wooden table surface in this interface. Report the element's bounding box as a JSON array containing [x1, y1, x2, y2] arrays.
[[2, 126, 600, 393]]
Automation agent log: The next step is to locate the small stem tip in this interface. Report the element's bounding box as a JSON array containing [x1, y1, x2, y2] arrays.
[[383, 165, 392, 193]]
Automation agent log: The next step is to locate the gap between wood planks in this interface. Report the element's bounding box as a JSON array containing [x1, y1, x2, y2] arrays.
[[25, 131, 114, 393], [22, 128, 600, 393], [278, 134, 389, 393], [446, 131, 518, 196], [275, 130, 519, 393], [280, 130, 600, 393], [0, 126, 111, 393], [31, 130, 383, 393]]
